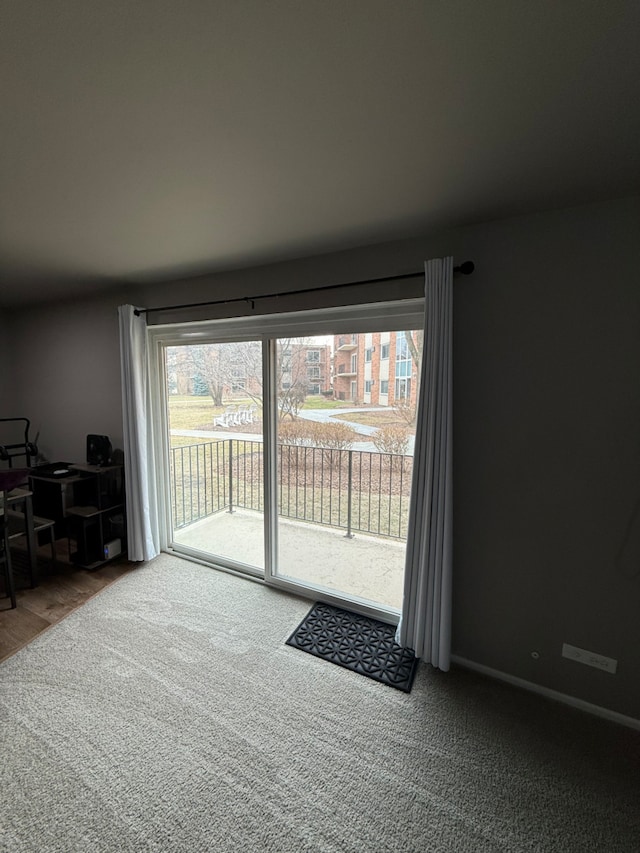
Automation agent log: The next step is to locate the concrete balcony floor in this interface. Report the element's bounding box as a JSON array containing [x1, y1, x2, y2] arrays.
[[173, 508, 406, 611]]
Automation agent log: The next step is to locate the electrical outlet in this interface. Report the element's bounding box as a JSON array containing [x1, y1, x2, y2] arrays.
[[562, 643, 617, 674]]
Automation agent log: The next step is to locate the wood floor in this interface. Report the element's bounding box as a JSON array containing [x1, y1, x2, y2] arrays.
[[0, 543, 136, 662]]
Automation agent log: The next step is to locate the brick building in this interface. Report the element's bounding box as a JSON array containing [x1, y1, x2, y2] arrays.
[[332, 331, 420, 407], [280, 341, 331, 395]]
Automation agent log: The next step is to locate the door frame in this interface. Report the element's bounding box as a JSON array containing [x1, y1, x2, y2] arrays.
[[148, 299, 424, 621]]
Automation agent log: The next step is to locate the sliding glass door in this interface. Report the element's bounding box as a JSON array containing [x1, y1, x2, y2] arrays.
[[272, 329, 422, 611], [164, 338, 265, 574], [150, 301, 423, 619]]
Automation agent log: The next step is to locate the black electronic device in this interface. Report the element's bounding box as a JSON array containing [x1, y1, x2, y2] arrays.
[[86, 435, 112, 467]]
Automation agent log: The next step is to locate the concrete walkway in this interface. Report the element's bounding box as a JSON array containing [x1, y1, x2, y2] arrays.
[[173, 508, 406, 611], [296, 406, 389, 436]]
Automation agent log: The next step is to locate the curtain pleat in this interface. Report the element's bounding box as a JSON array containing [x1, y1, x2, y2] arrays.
[[118, 305, 160, 562], [396, 258, 453, 670]]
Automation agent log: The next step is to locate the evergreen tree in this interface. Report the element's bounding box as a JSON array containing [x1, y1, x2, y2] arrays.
[[192, 373, 209, 396]]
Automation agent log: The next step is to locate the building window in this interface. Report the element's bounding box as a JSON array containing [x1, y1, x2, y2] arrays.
[[395, 332, 414, 395], [308, 383, 321, 394], [396, 333, 410, 359], [231, 379, 246, 392], [365, 347, 373, 362], [306, 350, 320, 363], [380, 380, 389, 395], [351, 353, 357, 372], [365, 380, 373, 393], [381, 343, 390, 359], [395, 377, 411, 400], [307, 366, 320, 379]]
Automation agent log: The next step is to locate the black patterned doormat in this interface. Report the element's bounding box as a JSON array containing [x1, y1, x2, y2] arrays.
[[286, 602, 418, 692]]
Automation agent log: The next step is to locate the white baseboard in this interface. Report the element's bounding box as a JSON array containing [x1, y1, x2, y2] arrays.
[[451, 655, 640, 732]]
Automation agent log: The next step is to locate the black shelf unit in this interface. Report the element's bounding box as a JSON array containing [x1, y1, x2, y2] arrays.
[[29, 464, 126, 570]]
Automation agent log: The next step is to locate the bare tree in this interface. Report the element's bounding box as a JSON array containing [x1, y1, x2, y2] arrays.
[[276, 338, 311, 420], [219, 337, 312, 419], [229, 341, 262, 405], [171, 338, 315, 419], [165, 347, 180, 395], [185, 344, 243, 406], [403, 329, 423, 376]]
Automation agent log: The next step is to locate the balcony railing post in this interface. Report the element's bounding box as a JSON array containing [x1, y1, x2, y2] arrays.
[[227, 439, 234, 513], [345, 449, 354, 539]]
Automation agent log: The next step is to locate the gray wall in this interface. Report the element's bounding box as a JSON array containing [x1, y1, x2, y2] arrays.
[[7, 293, 127, 463], [450, 197, 639, 721], [5, 196, 640, 719], [0, 311, 8, 413], [0, 309, 16, 406]]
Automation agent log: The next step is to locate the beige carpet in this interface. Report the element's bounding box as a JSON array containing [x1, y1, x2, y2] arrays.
[[0, 554, 638, 852]]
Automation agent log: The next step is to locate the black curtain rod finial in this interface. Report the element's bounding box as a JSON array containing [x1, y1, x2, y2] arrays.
[[453, 261, 474, 275]]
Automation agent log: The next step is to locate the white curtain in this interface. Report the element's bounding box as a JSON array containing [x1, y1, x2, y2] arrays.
[[118, 305, 160, 562], [396, 257, 453, 670]]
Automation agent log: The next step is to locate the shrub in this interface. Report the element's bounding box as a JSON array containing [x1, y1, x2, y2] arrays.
[[373, 424, 410, 456], [394, 399, 416, 426], [278, 420, 310, 445], [277, 419, 357, 469], [278, 419, 357, 450], [308, 421, 357, 450], [308, 422, 357, 469]]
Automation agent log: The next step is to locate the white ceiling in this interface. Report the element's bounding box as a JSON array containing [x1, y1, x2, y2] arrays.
[[1, 0, 639, 306]]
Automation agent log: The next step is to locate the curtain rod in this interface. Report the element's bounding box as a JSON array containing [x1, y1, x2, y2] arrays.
[[133, 261, 474, 317]]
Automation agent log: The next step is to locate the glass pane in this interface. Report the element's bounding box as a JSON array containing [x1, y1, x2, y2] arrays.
[[274, 329, 423, 610], [165, 340, 264, 571]]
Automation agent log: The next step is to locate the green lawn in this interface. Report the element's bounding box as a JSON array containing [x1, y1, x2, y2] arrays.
[[300, 396, 347, 410], [170, 436, 216, 448], [167, 393, 345, 434], [167, 395, 219, 428], [332, 410, 405, 428]]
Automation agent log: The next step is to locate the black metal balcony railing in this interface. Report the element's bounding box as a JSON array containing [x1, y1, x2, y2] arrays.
[[171, 440, 413, 540]]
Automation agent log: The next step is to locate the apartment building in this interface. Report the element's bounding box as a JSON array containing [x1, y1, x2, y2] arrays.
[[279, 342, 331, 396], [302, 343, 331, 395], [332, 331, 420, 407]]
